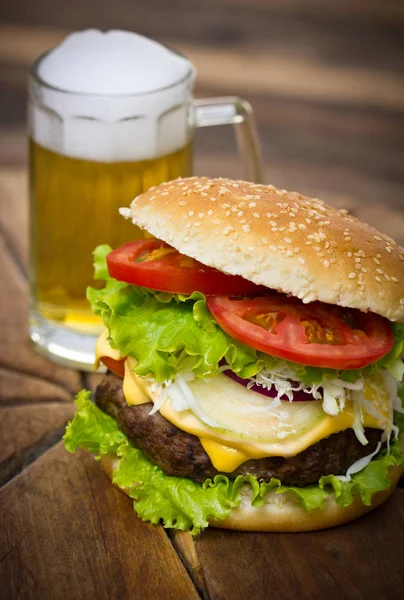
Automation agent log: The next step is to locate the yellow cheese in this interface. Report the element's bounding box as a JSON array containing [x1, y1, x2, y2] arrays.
[[158, 400, 380, 467], [95, 332, 149, 406], [122, 357, 150, 406], [200, 439, 251, 472], [94, 328, 121, 369]]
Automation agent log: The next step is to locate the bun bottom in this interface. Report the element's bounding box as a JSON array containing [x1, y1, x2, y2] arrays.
[[100, 453, 403, 533]]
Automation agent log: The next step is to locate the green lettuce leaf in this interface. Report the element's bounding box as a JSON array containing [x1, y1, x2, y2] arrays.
[[64, 390, 404, 534], [87, 245, 404, 385]]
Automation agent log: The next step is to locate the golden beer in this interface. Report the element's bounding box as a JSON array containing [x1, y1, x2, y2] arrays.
[[28, 30, 261, 368], [29, 140, 192, 332]]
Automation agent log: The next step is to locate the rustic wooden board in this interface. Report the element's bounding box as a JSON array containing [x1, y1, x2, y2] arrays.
[[0, 367, 73, 405], [172, 492, 404, 600], [0, 443, 200, 600], [0, 403, 74, 463], [0, 2, 404, 597]]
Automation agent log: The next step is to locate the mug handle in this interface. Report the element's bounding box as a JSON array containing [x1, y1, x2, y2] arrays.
[[193, 97, 263, 183]]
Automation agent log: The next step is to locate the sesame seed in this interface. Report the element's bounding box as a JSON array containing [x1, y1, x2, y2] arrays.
[[391, 277, 399, 283], [375, 276, 381, 283], [284, 237, 293, 244], [324, 260, 330, 268], [298, 257, 305, 265], [242, 225, 251, 233], [253, 212, 260, 218], [348, 273, 356, 279]]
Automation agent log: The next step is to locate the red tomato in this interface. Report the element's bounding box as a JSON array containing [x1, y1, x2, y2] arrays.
[[100, 356, 125, 378], [106, 240, 261, 295], [207, 295, 394, 370]]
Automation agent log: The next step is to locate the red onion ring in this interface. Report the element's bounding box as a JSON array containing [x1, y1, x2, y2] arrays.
[[222, 369, 318, 402]]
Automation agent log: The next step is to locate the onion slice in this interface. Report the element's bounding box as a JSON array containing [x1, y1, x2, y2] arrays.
[[223, 369, 317, 402]]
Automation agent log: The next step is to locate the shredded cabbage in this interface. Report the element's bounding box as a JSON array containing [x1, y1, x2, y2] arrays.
[[337, 441, 383, 482]]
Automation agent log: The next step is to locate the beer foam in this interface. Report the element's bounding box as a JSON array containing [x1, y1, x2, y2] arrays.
[[29, 29, 194, 162]]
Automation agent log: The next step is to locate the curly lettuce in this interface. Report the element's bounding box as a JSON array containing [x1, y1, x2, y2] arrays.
[[64, 390, 404, 535], [87, 245, 404, 385]]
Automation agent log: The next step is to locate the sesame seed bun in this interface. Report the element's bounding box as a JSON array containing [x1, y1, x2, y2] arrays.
[[100, 452, 404, 533], [120, 177, 404, 322]]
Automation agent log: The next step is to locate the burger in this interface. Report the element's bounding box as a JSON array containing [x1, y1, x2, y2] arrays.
[[64, 177, 404, 534]]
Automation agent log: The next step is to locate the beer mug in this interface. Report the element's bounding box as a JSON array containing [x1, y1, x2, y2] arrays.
[[28, 30, 262, 370]]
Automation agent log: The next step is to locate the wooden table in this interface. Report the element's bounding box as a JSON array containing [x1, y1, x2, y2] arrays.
[[1, 169, 404, 599], [1, 1, 404, 597]]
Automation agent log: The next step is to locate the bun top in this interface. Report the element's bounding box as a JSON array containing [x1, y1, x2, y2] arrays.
[[120, 177, 404, 322]]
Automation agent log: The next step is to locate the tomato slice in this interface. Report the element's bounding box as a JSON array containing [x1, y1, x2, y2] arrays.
[[207, 295, 394, 370], [100, 356, 125, 378], [107, 240, 261, 295]]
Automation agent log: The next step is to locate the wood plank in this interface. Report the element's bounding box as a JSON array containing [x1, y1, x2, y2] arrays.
[[0, 443, 199, 600], [0, 169, 28, 269], [0, 403, 74, 463], [184, 491, 404, 600], [0, 233, 81, 393], [0, 367, 72, 404]]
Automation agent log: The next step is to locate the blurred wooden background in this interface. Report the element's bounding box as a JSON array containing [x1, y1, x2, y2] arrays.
[[1, 0, 404, 240]]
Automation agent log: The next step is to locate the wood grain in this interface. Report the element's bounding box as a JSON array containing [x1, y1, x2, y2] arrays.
[[0, 367, 72, 405], [0, 235, 81, 393], [0, 3, 403, 598], [0, 443, 199, 600], [188, 492, 404, 599], [0, 403, 74, 463]]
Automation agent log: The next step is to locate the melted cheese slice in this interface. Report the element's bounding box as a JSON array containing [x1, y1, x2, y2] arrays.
[[96, 333, 389, 473], [94, 328, 122, 369]]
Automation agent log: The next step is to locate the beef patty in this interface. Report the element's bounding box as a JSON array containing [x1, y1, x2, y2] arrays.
[[94, 372, 382, 486]]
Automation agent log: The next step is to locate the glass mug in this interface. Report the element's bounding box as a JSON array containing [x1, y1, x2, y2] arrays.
[[28, 31, 262, 370]]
